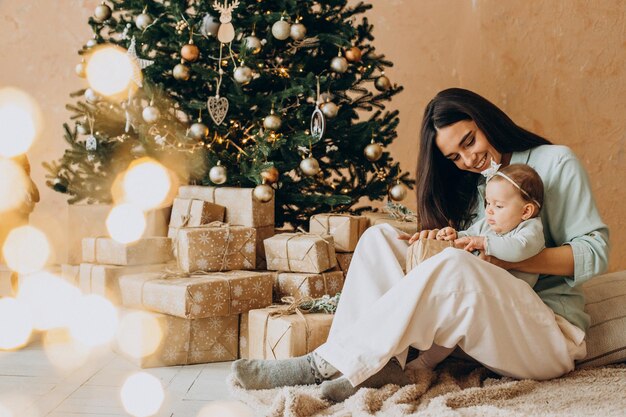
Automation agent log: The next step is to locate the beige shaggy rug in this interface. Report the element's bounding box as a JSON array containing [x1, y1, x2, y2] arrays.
[[228, 360, 626, 416]]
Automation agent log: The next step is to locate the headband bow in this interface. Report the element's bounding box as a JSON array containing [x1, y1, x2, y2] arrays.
[[481, 160, 501, 181]]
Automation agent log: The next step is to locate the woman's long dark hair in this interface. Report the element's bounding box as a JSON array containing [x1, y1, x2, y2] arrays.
[[417, 88, 552, 230]]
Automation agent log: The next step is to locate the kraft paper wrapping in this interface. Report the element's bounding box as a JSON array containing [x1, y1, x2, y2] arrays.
[[167, 198, 225, 238], [362, 212, 418, 235], [114, 309, 238, 368], [118, 270, 273, 319], [309, 214, 368, 252], [248, 307, 334, 359], [274, 271, 344, 300], [79, 263, 171, 305], [238, 313, 249, 359], [335, 253, 353, 274], [175, 224, 257, 273], [67, 204, 170, 264], [82, 237, 173, 266], [178, 185, 274, 228], [406, 238, 453, 272], [264, 233, 337, 274], [255, 224, 275, 270]]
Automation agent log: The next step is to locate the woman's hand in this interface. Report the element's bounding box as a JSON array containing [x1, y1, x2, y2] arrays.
[[397, 229, 440, 244], [436, 227, 457, 241], [454, 236, 486, 252]]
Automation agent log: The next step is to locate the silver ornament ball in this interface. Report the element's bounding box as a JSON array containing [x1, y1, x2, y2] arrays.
[[234, 65, 253, 84], [330, 56, 349, 73], [375, 75, 391, 92], [290, 23, 307, 41], [321, 102, 339, 118], [263, 114, 282, 131], [75, 61, 87, 78], [84, 88, 99, 103], [200, 14, 220, 37], [271, 20, 291, 40], [142, 106, 160, 124], [209, 164, 228, 184], [94, 3, 112, 22], [244, 36, 262, 54], [188, 122, 209, 140], [173, 63, 190, 80], [300, 157, 320, 176], [86, 38, 98, 48], [76, 123, 88, 135], [135, 13, 153, 30], [389, 183, 408, 201], [253, 184, 274, 203], [364, 142, 383, 162]]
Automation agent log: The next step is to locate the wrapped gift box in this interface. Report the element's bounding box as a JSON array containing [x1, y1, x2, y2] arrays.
[[79, 263, 171, 305], [309, 214, 368, 252], [248, 307, 334, 359], [67, 204, 170, 264], [60, 264, 80, 285], [255, 225, 275, 270], [362, 211, 418, 235], [114, 309, 238, 368], [264, 233, 337, 274], [274, 270, 344, 300], [175, 224, 256, 273], [119, 270, 273, 319], [167, 198, 225, 238], [238, 313, 249, 359], [82, 237, 173, 266], [178, 186, 274, 228], [335, 253, 353, 274], [406, 238, 453, 272]]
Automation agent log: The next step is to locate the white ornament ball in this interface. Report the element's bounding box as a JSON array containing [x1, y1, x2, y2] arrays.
[[200, 14, 220, 37], [290, 23, 307, 41], [75, 61, 87, 78], [272, 20, 291, 41], [330, 56, 349, 73], [76, 123, 88, 135], [253, 184, 274, 203], [188, 122, 209, 140], [321, 102, 339, 118], [263, 114, 282, 131], [86, 38, 98, 48], [142, 106, 160, 124], [389, 183, 408, 201], [94, 3, 112, 22], [234, 65, 253, 84], [244, 36, 262, 54], [173, 63, 190, 80], [84, 88, 99, 103], [209, 164, 227, 184], [135, 13, 153, 30], [300, 157, 320, 176], [130, 142, 147, 157], [364, 142, 383, 162]]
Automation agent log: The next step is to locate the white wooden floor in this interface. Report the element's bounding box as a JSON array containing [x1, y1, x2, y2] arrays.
[[0, 335, 252, 417]]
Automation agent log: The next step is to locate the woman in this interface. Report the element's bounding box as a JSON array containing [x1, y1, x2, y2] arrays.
[[232, 88, 609, 402]]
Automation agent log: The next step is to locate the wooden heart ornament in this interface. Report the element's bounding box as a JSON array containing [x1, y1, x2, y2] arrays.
[[207, 96, 229, 126]]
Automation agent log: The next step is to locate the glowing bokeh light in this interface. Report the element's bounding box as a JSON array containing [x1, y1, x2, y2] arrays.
[[0, 87, 42, 158], [0, 158, 29, 212], [2, 226, 50, 274], [43, 328, 90, 372], [68, 294, 118, 347], [123, 158, 173, 210], [197, 401, 255, 417], [86, 45, 135, 96], [116, 311, 163, 358], [106, 204, 146, 244], [120, 372, 165, 417], [0, 298, 33, 350]]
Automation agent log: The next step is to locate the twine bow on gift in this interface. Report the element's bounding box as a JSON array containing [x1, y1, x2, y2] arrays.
[[280, 230, 334, 272]]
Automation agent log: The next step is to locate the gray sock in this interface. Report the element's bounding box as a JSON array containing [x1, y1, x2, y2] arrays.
[[320, 358, 411, 402]]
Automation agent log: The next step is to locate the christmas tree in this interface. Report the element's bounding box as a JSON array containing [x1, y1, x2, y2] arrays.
[[45, 0, 413, 228]]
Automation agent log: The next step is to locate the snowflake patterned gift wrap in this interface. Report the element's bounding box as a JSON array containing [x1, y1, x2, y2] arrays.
[[175, 224, 257, 273], [79, 263, 172, 305], [309, 214, 368, 252], [178, 186, 274, 228], [361, 211, 418, 235], [118, 270, 273, 319], [113, 308, 238, 368], [167, 197, 225, 238], [335, 253, 353, 275], [248, 307, 334, 359], [274, 270, 345, 300], [264, 233, 337, 274], [82, 237, 173, 266], [406, 238, 453, 273], [238, 313, 249, 359]]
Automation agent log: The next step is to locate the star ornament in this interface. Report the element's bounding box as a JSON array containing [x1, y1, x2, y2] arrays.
[[127, 36, 154, 87]]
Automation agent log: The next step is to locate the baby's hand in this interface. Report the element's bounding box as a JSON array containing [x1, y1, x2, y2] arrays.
[[454, 236, 486, 252], [436, 227, 457, 241]]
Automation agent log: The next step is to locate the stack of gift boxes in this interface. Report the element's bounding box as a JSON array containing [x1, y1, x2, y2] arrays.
[[68, 184, 417, 367]]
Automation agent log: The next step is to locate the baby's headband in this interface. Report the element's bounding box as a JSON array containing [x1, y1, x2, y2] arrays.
[[481, 161, 541, 208]]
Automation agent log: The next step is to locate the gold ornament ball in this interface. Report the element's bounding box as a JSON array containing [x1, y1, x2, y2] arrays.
[[253, 184, 274, 203], [209, 164, 228, 185], [135, 13, 153, 30], [75, 61, 87, 78], [260, 166, 279, 184], [389, 183, 408, 201], [234, 65, 253, 84], [364, 142, 383, 161], [345, 46, 362, 62], [142, 106, 160, 124], [244, 36, 262, 54], [300, 157, 320, 176], [330, 56, 349, 73], [94, 3, 112, 22], [181, 43, 200, 62], [375, 75, 391, 92], [271, 20, 291, 40], [321, 102, 339, 118], [188, 122, 209, 140], [173, 63, 190, 80], [290, 23, 307, 41], [263, 114, 282, 131]]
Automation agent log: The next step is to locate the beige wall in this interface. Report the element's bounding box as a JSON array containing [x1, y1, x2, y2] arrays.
[[1, 1, 624, 270]]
